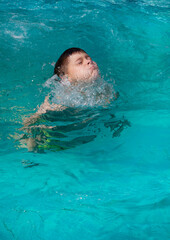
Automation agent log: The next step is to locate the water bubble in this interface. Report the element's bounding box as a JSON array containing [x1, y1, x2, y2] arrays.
[[44, 76, 116, 108]]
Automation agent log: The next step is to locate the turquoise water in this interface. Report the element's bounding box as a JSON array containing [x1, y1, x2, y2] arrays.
[[0, 0, 170, 239]]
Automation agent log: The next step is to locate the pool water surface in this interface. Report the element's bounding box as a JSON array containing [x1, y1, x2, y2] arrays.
[[0, 0, 170, 239]]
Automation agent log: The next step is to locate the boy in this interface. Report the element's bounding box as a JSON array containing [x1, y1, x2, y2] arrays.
[[19, 48, 122, 152]]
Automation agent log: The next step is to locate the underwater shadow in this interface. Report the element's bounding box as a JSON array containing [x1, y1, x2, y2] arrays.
[[18, 107, 130, 153]]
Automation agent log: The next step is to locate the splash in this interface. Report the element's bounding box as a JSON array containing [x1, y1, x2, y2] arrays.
[[44, 75, 117, 108]]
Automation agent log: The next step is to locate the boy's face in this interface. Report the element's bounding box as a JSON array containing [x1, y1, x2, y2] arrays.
[[64, 52, 99, 83]]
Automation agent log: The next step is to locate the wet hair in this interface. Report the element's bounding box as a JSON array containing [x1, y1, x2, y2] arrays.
[[54, 47, 86, 77]]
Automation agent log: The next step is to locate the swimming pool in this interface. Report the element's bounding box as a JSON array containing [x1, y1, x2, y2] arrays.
[[0, 0, 170, 239]]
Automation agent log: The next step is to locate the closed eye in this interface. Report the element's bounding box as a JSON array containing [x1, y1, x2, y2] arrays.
[[75, 57, 83, 64]]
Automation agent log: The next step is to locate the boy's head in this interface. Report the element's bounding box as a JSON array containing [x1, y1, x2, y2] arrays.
[[54, 48, 99, 83]]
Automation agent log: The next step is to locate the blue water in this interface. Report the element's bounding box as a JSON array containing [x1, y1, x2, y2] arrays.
[[0, 0, 170, 239]]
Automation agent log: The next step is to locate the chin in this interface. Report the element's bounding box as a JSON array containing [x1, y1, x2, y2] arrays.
[[74, 70, 100, 83], [90, 69, 100, 80]]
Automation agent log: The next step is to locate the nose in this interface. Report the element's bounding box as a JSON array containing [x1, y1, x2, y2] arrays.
[[87, 58, 92, 65]]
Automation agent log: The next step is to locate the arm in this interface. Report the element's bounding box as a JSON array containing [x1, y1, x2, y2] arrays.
[[23, 96, 66, 127]]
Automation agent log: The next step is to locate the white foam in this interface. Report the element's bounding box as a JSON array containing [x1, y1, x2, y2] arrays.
[[44, 76, 116, 108]]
